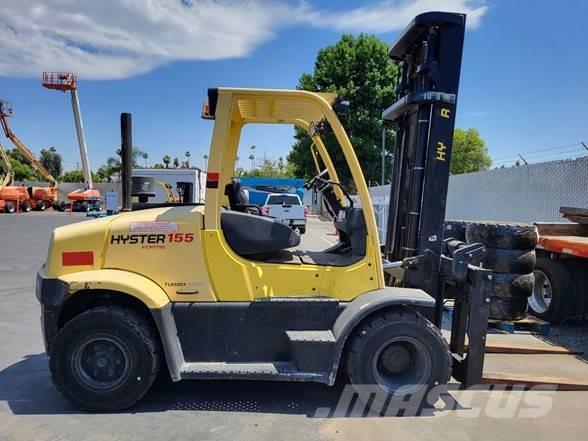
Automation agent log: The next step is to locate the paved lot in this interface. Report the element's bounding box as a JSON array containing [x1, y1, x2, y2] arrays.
[[0, 212, 586, 441]]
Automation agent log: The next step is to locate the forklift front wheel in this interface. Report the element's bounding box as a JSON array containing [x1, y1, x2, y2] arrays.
[[49, 305, 161, 411], [345, 308, 450, 415]]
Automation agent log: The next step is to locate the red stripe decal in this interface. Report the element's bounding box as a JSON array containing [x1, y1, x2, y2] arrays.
[[206, 172, 220, 189], [62, 251, 94, 266]]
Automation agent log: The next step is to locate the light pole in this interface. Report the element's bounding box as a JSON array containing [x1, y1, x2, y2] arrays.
[[203, 154, 209, 170], [250, 144, 256, 170]]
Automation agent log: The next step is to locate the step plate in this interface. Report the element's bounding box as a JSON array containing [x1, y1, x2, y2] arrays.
[[180, 361, 327, 382]]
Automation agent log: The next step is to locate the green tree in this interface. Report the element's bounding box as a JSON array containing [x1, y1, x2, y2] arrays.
[[287, 34, 398, 186], [61, 169, 99, 183], [450, 128, 492, 174], [162, 155, 171, 168], [1, 149, 36, 181], [10, 157, 35, 181], [39, 146, 63, 178], [239, 157, 296, 178]]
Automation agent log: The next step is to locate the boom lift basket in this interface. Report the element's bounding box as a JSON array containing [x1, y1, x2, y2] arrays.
[[383, 12, 491, 386]]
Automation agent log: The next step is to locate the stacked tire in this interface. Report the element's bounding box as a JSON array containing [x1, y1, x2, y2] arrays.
[[465, 222, 538, 321]]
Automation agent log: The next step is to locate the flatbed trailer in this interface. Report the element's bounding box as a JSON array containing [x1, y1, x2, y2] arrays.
[[532, 208, 588, 323]]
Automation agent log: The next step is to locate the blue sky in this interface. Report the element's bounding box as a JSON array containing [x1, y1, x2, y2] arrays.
[[0, 0, 586, 172]]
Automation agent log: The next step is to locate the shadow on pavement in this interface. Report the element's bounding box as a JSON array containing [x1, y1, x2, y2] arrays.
[[0, 353, 464, 417]]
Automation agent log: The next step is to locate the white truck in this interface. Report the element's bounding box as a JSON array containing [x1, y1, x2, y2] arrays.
[[262, 193, 307, 234]]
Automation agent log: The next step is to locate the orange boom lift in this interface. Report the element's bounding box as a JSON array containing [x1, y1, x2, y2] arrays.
[[0, 100, 58, 210], [42, 72, 100, 212], [0, 140, 28, 213]]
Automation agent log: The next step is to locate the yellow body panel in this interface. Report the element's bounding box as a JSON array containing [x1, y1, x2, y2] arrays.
[[203, 230, 380, 301], [44, 88, 385, 308], [102, 205, 216, 302], [58, 269, 170, 309]]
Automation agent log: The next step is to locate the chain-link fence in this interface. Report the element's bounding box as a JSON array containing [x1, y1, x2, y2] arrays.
[[369, 156, 588, 243]]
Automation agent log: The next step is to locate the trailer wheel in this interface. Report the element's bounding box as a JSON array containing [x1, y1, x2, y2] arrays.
[[56, 201, 67, 212], [466, 222, 538, 250], [36, 200, 46, 211], [22, 200, 31, 212], [565, 261, 588, 318], [49, 306, 161, 411], [4, 202, 15, 213], [529, 258, 576, 324], [80, 202, 90, 212], [345, 307, 450, 415]]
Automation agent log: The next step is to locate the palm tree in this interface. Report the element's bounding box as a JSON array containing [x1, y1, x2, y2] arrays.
[[173, 157, 180, 168], [143, 152, 149, 168], [162, 155, 171, 168]]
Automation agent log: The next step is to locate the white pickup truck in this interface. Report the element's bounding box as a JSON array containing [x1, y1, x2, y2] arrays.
[[262, 193, 307, 234]]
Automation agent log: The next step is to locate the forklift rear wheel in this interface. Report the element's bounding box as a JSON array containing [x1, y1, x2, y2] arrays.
[[49, 305, 161, 411], [4, 202, 15, 213], [22, 201, 31, 212], [345, 307, 450, 414], [36, 200, 46, 211]]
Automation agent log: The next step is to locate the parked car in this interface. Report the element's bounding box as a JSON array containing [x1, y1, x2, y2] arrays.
[[262, 193, 307, 233]]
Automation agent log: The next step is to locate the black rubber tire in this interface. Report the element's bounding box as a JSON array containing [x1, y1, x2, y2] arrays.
[[489, 297, 528, 321], [472, 248, 536, 274], [81, 202, 90, 212], [35, 200, 46, 211], [345, 307, 451, 415], [529, 258, 577, 325], [565, 260, 588, 318], [4, 202, 15, 213], [466, 222, 538, 250], [492, 273, 534, 299], [298, 226, 306, 234], [443, 220, 468, 242], [57, 201, 67, 212], [49, 306, 161, 411], [22, 200, 31, 212]]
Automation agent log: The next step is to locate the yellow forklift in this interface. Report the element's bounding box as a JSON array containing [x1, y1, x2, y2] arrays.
[[36, 12, 492, 412]]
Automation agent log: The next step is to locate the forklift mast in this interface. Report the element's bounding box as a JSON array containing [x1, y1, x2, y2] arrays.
[[383, 12, 465, 295], [382, 12, 492, 386]]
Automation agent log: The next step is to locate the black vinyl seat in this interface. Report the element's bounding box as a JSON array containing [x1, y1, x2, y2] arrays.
[[221, 210, 300, 256], [224, 179, 262, 215]]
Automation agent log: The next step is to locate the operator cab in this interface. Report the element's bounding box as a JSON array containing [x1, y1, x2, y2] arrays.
[[221, 172, 366, 266]]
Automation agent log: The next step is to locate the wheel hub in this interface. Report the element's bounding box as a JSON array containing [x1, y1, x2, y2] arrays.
[[380, 344, 411, 374], [372, 336, 432, 396], [530, 270, 552, 314], [73, 336, 130, 390]]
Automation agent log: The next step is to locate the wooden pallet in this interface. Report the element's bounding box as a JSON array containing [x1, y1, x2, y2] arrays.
[[488, 316, 550, 335]]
